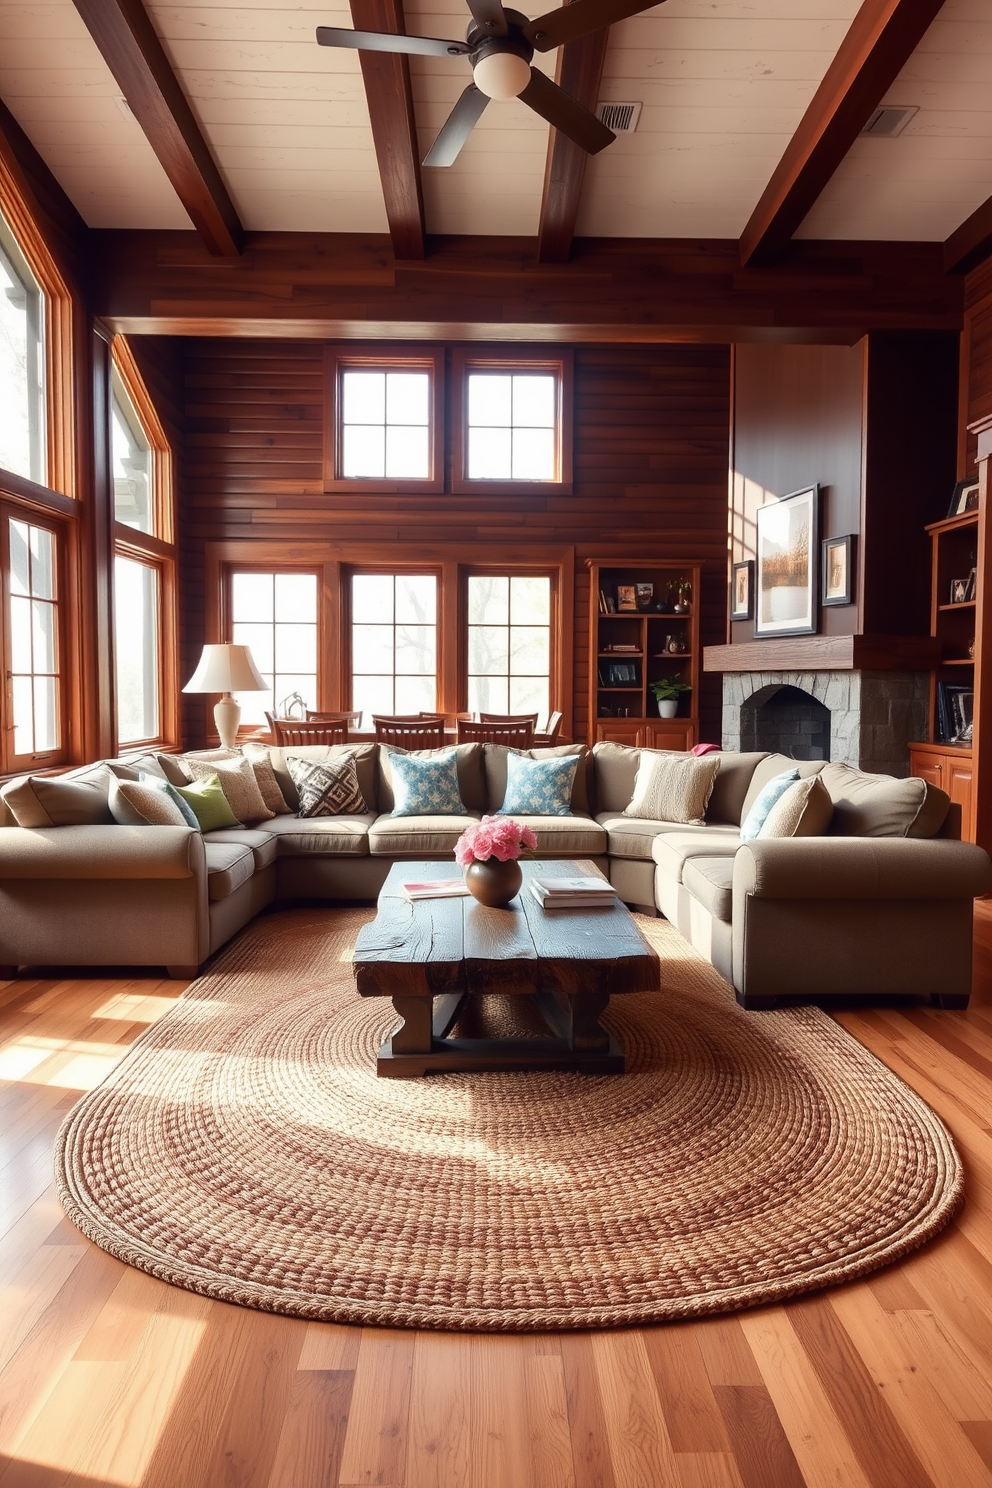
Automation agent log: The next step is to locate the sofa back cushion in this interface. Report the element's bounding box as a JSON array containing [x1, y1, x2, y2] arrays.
[[0, 766, 116, 828], [109, 778, 190, 827], [377, 743, 484, 814], [706, 752, 769, 825], [819, 762, 950, 838], [740, 754, 825, 822], [592, 742, 640, 815], [244, 742, 378, 814], [484, 743, 591, 816]]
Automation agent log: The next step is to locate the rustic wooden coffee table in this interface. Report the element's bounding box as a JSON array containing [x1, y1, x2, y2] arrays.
[[353, 859, 661, 1077]]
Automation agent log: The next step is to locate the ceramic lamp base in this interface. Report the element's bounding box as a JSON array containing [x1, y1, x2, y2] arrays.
[[214, 693, 241, 748]]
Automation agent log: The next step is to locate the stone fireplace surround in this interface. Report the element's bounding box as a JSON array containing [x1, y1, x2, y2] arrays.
[[721, 670, 929, 778]]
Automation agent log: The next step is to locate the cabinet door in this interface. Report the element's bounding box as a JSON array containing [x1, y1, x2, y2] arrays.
[[595, 720, 645, 747], [643, 722, 695, 752], [909, 749, 943, 790], [946, 760, 974, 842]]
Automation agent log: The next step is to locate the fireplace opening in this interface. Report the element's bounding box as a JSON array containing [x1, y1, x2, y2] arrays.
[[740, 684, 831, 761]]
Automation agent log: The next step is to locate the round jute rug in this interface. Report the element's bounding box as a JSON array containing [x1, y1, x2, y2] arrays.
[[56, 907, 962, 1331]]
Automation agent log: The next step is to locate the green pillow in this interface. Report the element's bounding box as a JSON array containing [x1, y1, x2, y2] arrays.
[[175, 773, 242, 831]]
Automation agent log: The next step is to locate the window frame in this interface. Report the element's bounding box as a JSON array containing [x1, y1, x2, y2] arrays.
[[459, 563, 561, 721], [323, 345, 445, 495], [226, 565, 324, 728], [451, 349, 573, 497], [345, 565, 443, 726], [0, 500, 70, 773]]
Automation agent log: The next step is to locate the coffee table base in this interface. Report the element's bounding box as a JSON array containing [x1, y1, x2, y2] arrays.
[[377, 990, 625, 1078]]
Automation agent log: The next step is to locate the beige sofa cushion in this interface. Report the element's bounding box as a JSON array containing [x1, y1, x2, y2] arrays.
[[485, 744, 591, 816], [707, 752, 769, 825], [203, 841, 255, 901], [202, 827, 279, 871], [682, 857, 735, 922], [652, 831, 741, 884], [598, 814, 740, 861], [740, 754, 825, 821], [819, 762, 950, 838], [759, 775, 834, 838], [511, 815, 608, 855], [368, 812, 482, 856], [376, 744, 485, 814], [261, 813, 375, 856], [1, 769, 115, 828], [244, 743, 378, 815], [592, 742, 641, 814]]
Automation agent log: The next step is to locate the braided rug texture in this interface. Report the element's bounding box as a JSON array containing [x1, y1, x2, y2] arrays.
[[55, 908, 963, 1331]]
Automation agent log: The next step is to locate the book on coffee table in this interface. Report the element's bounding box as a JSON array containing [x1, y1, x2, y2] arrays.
[[531, 875, 616, 910], [400, 878, 469, 901]]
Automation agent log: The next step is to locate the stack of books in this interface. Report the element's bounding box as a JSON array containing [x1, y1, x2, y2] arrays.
[[530, 875, 616, 910], [400, 878, 469, 901]]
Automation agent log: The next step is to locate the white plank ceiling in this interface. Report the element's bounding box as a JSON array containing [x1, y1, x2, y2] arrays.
[[0, 0, 990, 241]]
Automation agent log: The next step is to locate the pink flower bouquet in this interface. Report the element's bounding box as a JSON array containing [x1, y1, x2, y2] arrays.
[[454, 815, 537, 866]]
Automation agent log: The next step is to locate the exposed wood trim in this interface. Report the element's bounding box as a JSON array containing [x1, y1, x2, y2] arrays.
[[739, 0, 946, 268], [536, 29, 609, 264], [69, 0, 243, 256], [449, 347, 574, 495], [703, 634, 942, 671], [349, 0, 426, 261], [0, 470, 78, 519], [945, 194, 992, 276], [322, 344, 445, 493]]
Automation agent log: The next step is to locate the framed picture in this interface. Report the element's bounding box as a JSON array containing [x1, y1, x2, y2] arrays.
[[755, 485, 819, 638], [821, 534, 854, 607], [616, 585, 638, 612], [730, 560, 753, 621], [635, 582, 654, 610], [948, 479, 980, 518], [938, 683, 974, 744]]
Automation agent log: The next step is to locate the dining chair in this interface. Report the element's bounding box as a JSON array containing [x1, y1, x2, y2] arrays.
[[266, 712, 349, 746], [373, 714, 446, 749], [532, 711, 564, 747], [306, 709, 362, 729], [457, 718, 535, 747], [479, 712, 539, 727]]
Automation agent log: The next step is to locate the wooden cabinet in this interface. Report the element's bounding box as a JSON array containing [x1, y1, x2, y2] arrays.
[[586, 559, 700, 748], [909, 743, 974, 840]]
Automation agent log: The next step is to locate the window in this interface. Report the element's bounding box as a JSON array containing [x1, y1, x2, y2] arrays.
[[0, 213, 46, 484], [230, 570, 319, 725], [323, 346, 444, 494], [114, 555, 159, 744], [466, 574, 551, 719], [3, 511, 62, 764], [453, 350, 572, 495], [351, 572, 437, 728], [111, 369, 153, 532]]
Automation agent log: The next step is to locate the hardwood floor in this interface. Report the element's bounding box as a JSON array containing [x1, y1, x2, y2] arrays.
[[5, 912, 992, 1488]]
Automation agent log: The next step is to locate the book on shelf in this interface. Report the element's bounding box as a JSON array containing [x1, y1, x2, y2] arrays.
[[400, 878, 469, 900], [605, 644, 640, 653]]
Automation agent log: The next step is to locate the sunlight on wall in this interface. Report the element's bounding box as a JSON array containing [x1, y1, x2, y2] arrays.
[[731, 471, 777, 560]]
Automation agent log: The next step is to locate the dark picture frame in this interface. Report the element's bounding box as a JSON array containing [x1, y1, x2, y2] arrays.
[[948, 479, 979, 518], [730, 560, 753, 621], [821, 534, 854, 607], [755, 485, 820, 638]]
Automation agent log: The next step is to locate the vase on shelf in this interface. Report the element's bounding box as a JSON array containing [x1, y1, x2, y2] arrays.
[[464, 858, 523, 908], [657, 699, 679, 719]]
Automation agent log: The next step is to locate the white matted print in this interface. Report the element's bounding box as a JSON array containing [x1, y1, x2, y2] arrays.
[[755, 485, 819, 638]]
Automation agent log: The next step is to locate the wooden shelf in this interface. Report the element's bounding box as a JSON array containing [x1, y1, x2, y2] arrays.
[[939, 600, 976, 612]]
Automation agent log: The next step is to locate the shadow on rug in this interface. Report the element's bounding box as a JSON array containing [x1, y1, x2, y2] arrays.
[[55, 907, 963, 1331]]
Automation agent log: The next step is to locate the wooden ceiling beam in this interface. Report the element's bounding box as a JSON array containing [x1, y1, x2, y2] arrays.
[[739, 0, 946, 268], [536, 29, 609, 264], [349, 0, 426, 261], [944, 195, 992, 276], [70, 0, 243, 256]]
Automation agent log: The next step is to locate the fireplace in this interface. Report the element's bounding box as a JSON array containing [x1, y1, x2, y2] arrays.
[[741, 684, 830, 760]]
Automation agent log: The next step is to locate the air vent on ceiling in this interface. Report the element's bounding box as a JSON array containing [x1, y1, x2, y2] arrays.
[[860, 105, 918, 138], [596, 102, 642, 133]]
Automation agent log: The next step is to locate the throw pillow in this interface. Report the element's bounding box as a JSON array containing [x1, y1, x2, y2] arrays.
[[758, 775, 834, 839], [385, 747, 465, 816], [498, 753, 578, 817], [285, 755, 367, 817], [623, 751, 721, 825], [246, 752, 290, 815], [174, 774, 243, 831], [156, 748, 239, 787], [186, 754, 273, 823], [818, 762, 948, 838], [739, 768, 801, 841], [0, 771, 115, 828], [138, 771, 201, 828], [109, 778, 190, 828]]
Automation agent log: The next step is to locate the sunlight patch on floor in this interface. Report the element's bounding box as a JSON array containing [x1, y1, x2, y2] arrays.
[[94, 992, 181, 1023], [0, 1035, 124, 1089]]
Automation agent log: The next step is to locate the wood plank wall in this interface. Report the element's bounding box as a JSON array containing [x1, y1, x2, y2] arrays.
[[177, 340, 732, 746], [965, 258, 992, 474]]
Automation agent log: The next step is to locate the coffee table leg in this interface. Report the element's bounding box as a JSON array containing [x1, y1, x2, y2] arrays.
[[563, 990, 612, 1052], [389, 996, 432, 1054]]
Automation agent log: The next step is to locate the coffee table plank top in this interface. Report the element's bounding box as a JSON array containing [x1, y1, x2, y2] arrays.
[[354, 859, 659, 1000]]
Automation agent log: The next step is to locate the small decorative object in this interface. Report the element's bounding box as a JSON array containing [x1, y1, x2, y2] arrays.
[[673, 579, 691, 614], [280, 691, 308, 720], [755, 484, 819, 638], [730, 560, 753, 621], [948, 479, 980, 518], [649, 676, 692, 719], [822, 534, 855, 607], [969, 637, 976, 659], [454, 815, 538, 908], [951, 577, 970, 605], [182, 643, 269, 748], [654, 583, 674, 614], [616, 584, 638, 612], [635, 582, 654, 610], [663, 634, 686, 655]]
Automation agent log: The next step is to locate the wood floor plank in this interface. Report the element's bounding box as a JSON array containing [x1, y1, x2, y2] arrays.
[[591, 1331, 681, 1488], [337, 1327, 416, 1487], [711, 1385, 806, 1488], [470, 1335, 542, 1488], [405, 1332, 473, 1488], [962, 1423, 992, 1473], [675, 1453, 748, 1488], [525, 1351, 576, 1488], [642, 1325, 732, 1454], [265, 1369, 354, 1488], [694, 1318, 764, 1390], [890, 1309, 992, 1425], [297, 1322, 361, 1372], [559, 1333, 617, 1488]]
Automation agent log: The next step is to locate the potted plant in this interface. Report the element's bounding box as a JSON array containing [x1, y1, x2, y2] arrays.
[[649, 677, 692, 719]]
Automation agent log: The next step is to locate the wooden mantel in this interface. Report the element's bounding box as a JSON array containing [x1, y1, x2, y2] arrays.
[[703, 635, 941, 673]]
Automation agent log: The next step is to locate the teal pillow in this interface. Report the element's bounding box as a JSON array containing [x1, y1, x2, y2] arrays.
[[139, 771, 200, 829], [174, 773, 242, 831], [739, 768, 800, 841], [389, 748, 465, 816], [498, 753, 578, 817]]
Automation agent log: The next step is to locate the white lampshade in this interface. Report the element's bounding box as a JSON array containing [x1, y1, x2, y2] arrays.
[[472, 52, 531, 100], [183, 644, 267, 695]]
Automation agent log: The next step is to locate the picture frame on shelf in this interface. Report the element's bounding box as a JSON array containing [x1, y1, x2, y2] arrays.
[[754, 484, 820, 638], [821, 534, 854, 606], [948, 479, 980, 518], [730, 560, 753, 621], [938, 683, 974, 744], [616, 585, 638, 612], [635, 582, 654, 610]]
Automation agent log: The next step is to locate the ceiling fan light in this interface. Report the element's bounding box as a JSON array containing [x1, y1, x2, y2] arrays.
[[472, 51, 531, 99]]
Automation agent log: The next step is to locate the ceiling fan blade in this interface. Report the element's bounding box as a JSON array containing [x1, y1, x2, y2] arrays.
[[524, 0, 667, 52], [316, 25, 469, 58], [423, 85, 491, 167], [465, 0, 510, 37], [519, 68, 615, 153]]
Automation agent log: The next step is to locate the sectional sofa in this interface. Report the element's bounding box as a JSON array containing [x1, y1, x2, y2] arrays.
[[1, 739, 989, 1009]]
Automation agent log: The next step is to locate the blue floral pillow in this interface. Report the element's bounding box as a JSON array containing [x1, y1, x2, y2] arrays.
[[498, 753, 578, 817], [739, 768, 800, 841], [388, 748, 466, 816]]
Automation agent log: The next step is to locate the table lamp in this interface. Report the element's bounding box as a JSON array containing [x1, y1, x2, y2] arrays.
[[183, 643, 268, 747]]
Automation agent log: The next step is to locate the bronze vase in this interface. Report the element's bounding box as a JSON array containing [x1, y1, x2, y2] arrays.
[[464, 857, 523, 909]]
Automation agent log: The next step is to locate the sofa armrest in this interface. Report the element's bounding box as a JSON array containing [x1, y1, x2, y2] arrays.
[[0, 825, 205, 879], [733, 837, 992, 903]]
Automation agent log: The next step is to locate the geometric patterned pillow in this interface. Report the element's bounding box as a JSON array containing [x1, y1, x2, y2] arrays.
[[285, 755, 366, 817]]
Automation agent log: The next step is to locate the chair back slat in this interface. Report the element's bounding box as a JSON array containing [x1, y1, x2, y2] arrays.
[[266, 711, 348, 747], [457, 718, 534, 748], [306, 710, 361, 728], [373, 714, 446, 749]]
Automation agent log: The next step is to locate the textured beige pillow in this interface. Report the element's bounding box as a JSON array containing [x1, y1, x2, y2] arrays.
[[156, 749, 239, 787], [0, 771, 115, 828], [186, 754, 273, 822], [819, 762, 949, 838], [109, 778, 189, 827], [244, 752, 290, 815], [758, 775, 834, 838], [623, 752, 721, 824]]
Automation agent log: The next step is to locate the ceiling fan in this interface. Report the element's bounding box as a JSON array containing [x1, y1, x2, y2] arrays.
[[316, 0, 662, 167]]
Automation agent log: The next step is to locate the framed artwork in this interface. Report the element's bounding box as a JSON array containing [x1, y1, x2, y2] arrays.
[[635, 582, 654, 610], [730, 560, 753, 621], [947, 479, 979, 518], [755, 485, 819, 638], [821, 534, 854, 607], [616, 584, 638, 612]]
